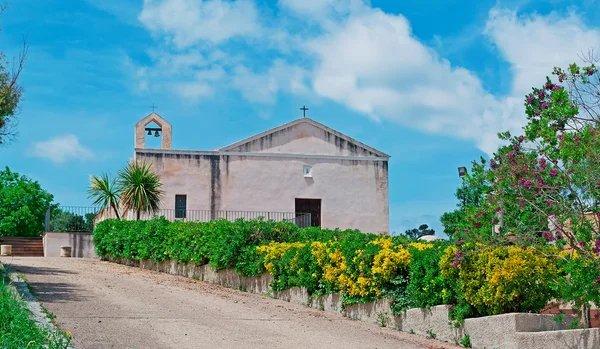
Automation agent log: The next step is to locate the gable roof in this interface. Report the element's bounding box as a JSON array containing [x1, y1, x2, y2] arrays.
[[218, 118, 390, 158]]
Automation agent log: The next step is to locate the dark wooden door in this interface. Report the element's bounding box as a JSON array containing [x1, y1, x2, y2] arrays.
[[295, 198, 321, 227]]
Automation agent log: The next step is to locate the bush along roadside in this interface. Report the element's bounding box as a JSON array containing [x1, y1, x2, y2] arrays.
[[0, 265, 71, 349], [94, 218, 563, 322]]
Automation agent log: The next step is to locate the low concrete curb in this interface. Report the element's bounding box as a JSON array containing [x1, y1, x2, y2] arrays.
[[108, 257, 600, 349], [1, 264, 74, 349]]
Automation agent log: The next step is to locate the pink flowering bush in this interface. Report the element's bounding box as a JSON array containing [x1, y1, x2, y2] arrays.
[[446, 60, 600, 327]]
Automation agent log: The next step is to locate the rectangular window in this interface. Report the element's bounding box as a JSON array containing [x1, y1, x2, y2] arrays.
[[175, 195, 187, 219]]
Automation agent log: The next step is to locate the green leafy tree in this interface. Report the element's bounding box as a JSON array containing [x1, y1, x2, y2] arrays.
[[0, 167, 54, 236], [118, 161, 163, 220], [440, 175, 488, 238], [452, 57, 600, 327], [403, 224, 435, 239], [88, 173, 120, 219], [0, 6, 27, 145], [49, 209, 93, 232]]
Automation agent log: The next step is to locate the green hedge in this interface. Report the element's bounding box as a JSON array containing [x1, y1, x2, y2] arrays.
[[93, 217, 369, 276], [94, 218, 560, 320]]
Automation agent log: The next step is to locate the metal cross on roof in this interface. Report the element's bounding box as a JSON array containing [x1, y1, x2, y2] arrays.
[[149, 103, 158, 113], [300, 105, 309, 117]]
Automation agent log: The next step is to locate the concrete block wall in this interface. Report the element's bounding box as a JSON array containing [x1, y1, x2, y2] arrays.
[[43, 232, 96, 258], [108, 257, 600, 349]]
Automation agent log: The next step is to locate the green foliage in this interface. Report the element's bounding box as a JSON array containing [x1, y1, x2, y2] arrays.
[[402, 224, 435, 239], [88, 173, 120, 219], [117, 161, 164, 220], [0, 10, 24, 146], [49, 209, 94, 232], [440, 245, 559, 320], [0, 277, 71, 348], [94, 217, 302, 275], [0, 167, 55, 236], [95, 218, 564, 322], [403, 244, 450, 310], [460, 334, 472, 348]]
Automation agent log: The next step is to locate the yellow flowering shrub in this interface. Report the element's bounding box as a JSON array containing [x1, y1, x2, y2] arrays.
[[408, 242, 434, 251], [257, 242, 305, 275], [454, 246, 559, 315]]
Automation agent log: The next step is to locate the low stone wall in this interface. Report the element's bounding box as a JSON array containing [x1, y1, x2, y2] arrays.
[[516, 328, 600, 349], [43, 233, 96, 258], [108, 257, 600, 349], [394, 305, 463, 342], [110, 257, 273, 294]]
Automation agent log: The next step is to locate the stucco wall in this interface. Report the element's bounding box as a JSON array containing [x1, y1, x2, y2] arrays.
[[43, 232, 96, 258], [136, 151, 389, 234], [133, 118, 389, 234], [224, 122, 382, 158]]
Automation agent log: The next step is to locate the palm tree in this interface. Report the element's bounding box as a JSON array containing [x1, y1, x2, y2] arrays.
[[118, 161, 163, 220], [88, 173, 121, 219]]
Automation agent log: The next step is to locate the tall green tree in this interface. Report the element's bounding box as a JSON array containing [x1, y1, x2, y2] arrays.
[[0, 167, 54, 236], [117, 161, 163, 220], [440, 169, 488, 238], [0, 6, 27, 145], [403, 224, 435, 239], [88, 173, 120, 219]]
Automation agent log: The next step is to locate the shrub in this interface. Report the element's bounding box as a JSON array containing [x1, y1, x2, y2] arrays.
[[0, 276, 71, 348], [94, 218, 565, 319], [441, 245, 559, 318]]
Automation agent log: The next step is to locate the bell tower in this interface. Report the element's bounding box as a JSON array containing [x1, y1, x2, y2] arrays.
[[135, 112, 172, 149]]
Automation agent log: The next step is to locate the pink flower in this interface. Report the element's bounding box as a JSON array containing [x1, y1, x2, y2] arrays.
[[542, 232, 554, 241], [526, 95, 535, 104], [541, 103, 549, 109], [588, 69, 595, 76], [550, 168, 558, 177]]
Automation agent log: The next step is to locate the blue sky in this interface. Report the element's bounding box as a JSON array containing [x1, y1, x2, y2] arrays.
[[1, 0, 600, 235]]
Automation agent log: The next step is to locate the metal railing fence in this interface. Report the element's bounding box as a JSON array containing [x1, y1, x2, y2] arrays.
[[46, 206, 312, 232], [45, 206, 100, 233]]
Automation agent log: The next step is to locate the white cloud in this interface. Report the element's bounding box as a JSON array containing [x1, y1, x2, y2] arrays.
[[124, 50, 226, 101], [485, 9, 600, 96], [29, 135, 94, 164], [139, 0, 262, 48], [305, 8, 512, 153], [278, 0, 366, 23], [232, 60, 310, 104], [300, 7, 600, 154], [130, 1, 600, 154]]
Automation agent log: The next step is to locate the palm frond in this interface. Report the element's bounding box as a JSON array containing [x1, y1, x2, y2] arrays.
[[117, 161, 163, 219], [88, 172, 120, 219]]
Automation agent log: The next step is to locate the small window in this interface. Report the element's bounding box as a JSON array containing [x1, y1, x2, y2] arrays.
[[303, 166, 313, 178], [175, 195, 187, 219]]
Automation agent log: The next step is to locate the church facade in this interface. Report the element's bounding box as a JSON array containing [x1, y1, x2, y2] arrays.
[[133, 113, 390, 234]]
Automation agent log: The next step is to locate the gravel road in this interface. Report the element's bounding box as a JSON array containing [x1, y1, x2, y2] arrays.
[[1, 257, 456, 349]]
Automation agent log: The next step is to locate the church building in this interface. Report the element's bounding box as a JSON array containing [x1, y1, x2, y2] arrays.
[[133, 112, 390, 234]]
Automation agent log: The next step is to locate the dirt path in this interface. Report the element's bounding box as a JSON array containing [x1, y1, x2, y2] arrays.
[[1, 257, 456, 349]]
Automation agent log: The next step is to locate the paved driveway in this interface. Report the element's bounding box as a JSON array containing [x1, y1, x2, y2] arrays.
[[1, 257, 454, 349]]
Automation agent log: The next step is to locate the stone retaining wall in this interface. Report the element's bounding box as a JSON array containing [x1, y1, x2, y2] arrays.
[[109, 257, 600, 349]]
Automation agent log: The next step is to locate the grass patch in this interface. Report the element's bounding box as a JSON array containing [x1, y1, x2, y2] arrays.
[[0, 267, 71, 349]]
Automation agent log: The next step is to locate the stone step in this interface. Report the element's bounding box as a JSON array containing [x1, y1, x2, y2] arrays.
[[0, 237, 44, 256]]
